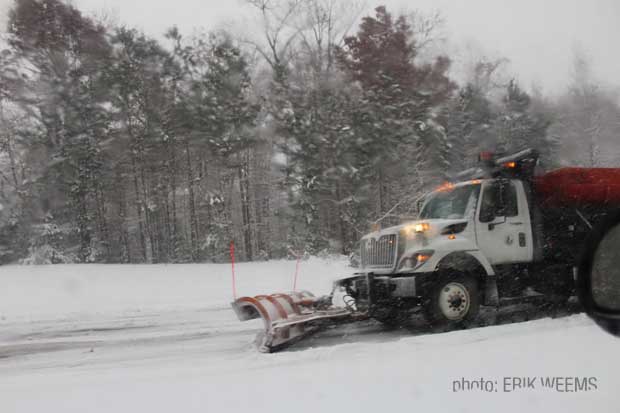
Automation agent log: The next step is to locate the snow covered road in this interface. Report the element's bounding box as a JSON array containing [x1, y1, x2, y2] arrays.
[[0, 259, 618, 413]]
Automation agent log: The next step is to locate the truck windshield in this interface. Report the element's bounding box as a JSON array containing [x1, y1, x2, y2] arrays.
[[419, 184, 481, 220]]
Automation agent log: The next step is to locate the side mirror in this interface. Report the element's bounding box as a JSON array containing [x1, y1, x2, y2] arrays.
[[576, 211, 620, 336], [488, 215, 506, 231], [480, 209, 495, 223]]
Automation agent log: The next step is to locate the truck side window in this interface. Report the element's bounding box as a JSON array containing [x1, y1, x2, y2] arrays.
[[479, 181, 518, 222], [502, 182, 518, 217]]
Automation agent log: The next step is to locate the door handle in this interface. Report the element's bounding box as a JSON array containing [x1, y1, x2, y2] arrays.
[[510, 222, 523, 226]]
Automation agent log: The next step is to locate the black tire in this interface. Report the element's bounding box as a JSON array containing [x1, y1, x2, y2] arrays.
[[424, 271, 481, 329]]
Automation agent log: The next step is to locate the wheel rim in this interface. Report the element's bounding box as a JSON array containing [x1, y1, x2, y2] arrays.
[[438, 282, 470, 321]]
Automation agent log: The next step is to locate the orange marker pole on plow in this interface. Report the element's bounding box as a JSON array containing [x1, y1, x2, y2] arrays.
[[230, 241, 237, 300], [292, 251, 301, 292]]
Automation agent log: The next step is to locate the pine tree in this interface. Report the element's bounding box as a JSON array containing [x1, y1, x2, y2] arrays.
[[494, 80, 554, 163], [445, 83, 495, 172], [337, 6, 455, 226], [8, 0, 113, 262]]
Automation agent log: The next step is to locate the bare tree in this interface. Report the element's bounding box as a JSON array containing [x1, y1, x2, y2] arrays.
[[243, 0, 304, 80], [293, 0, 365, 81], [406, 9, 446, 58]]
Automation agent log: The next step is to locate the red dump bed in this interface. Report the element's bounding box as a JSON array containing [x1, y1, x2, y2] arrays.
[[534, 168, 620, 208]]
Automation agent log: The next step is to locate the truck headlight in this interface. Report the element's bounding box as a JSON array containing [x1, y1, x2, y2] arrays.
[[398, 257, 414, 270], [440, 222, 468, 235], [414, 223, 430, 233], [399, 250, 434, 270]]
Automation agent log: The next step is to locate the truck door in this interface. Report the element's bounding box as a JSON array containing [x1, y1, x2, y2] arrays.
[[476, 180, 534, 264]]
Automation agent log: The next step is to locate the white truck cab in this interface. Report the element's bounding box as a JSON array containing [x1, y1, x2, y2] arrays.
[[350, 149, 568, 325], [360, 178, 534, 277]]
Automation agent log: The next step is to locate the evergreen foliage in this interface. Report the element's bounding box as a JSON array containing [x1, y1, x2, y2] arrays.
[[1, 1, 614, 263]]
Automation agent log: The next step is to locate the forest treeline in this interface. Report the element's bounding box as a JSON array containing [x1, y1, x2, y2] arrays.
[[0, 0, 619, 264]]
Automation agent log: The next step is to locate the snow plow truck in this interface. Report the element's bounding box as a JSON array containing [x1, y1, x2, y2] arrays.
[[232, 149, 620, 352]]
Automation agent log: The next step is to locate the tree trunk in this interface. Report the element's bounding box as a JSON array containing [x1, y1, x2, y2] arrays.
[[94, 183, 111, 261], [130, 155, 148, 262], [184, 139, 198, 261], [238, 151, 253, 261], [169, 145, 179, 261], [117, 183, 131, 263]]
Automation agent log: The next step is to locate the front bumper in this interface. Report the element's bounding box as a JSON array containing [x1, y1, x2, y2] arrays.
[[334, 271, 438, 313]]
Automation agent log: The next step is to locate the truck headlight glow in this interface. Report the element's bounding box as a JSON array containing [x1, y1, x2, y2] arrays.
[[415, 252, 433, 264], [404, 223, 430, 238], [414, 223, 430, 233], [399, 250, 434, 270], [440, 222, 468, 235]]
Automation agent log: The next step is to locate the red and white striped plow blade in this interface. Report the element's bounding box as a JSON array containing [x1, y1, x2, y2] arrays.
[[231, 291, 353, 352]]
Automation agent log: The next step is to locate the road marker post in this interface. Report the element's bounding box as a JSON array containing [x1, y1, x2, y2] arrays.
[[230, 241, 237, 300]]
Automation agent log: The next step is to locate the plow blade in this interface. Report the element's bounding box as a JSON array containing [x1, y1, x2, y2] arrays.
[[232, 291, 359, 352]]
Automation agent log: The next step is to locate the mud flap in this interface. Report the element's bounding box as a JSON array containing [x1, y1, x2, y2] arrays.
[[484, 276, 499, 307]]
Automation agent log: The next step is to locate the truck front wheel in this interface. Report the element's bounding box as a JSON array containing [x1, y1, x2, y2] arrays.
[[424, 272, 480, 329]]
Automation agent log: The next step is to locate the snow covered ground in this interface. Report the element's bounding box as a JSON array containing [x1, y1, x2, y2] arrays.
[[0, 258, 618, 413]]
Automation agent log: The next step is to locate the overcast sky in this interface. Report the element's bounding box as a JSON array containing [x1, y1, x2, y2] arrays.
[[1, 0, 619, 94]]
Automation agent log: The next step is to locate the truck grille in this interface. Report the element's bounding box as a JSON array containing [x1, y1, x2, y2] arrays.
[[360, 234, 398, 269]]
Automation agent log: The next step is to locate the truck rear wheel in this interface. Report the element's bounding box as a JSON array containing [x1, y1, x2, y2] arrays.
[[425, 272, 480, 329]]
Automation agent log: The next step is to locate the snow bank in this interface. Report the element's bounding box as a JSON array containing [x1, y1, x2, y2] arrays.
[[0, 259, 618, 413], [0, 258, 344, 321]]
